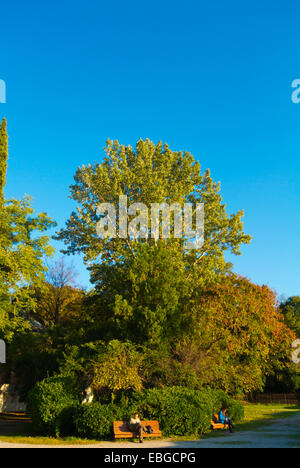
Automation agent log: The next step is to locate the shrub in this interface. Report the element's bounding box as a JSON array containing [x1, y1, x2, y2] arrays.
[[73, 386, 244, 439], [26, 376, 81, 436], [129, 387, 211, 436], [130, 387, 244, 436], [91, 340, 143, 401], [73, 401, 131, 440], [55, 405, 79, 437], [28, 382, 244, 439], [210, 390, 244, 423]]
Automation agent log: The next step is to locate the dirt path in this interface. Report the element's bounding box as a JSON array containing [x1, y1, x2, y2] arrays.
[[0, 414, 299, 448]]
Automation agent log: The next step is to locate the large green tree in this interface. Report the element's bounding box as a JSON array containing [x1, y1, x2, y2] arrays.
[[0, 119, 55, 340], [56, 139, 251, 347]]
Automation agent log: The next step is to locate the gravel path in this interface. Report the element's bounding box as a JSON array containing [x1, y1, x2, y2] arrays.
[[0, 414, 299, 448]]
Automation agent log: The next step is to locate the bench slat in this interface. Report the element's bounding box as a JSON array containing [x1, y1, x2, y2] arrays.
[[115, 432, 162, 439]]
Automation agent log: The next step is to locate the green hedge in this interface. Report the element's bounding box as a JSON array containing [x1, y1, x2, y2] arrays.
[[73, 402, 129, 440], [129, 387, 244, 437], [26, 376, 81, 436], [73, 387, 244, 439], [27, 380, 244, 439]]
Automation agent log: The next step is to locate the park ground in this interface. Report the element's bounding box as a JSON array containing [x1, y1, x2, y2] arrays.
[[0, 404, 299, 448]]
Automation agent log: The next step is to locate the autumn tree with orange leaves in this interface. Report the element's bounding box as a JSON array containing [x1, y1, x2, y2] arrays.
[[172, 274, 296, 394]]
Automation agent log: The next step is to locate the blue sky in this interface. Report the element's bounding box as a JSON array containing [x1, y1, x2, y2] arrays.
[[0, 0, 299, 297]]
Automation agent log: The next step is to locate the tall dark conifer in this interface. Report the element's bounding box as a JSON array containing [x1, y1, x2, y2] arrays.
[[0, 118, 8, 205]]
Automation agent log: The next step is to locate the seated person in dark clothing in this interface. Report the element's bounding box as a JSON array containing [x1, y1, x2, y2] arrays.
[[129, 413, 147, 443], [218, 407, 234, 433]]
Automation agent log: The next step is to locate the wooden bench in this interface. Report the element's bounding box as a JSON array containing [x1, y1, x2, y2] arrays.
[[211, 414, 227, 430], [113, 420, 162, 439]]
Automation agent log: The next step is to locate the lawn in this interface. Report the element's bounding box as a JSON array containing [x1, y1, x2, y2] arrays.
[[243, 403, 300, 423], [238, 403, 300, 430]]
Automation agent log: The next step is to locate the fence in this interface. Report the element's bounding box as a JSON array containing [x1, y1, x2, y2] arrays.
[[247, 393, 299, 405]]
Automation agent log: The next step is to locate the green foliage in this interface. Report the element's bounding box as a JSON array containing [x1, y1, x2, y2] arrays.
[[57, 138, 251, 266], [26, 376, 81, 436], [130, 387, 244, 436], [46, 277, 295, 399], [72, 387, 244, 439], [26, 378, 244, 439], [56, 139, 251, 350], [73, 402, 128, 440], [91, 340, 143, 400], [55, 405, 79, 438], [172, 275, 295, 395], [27, 257, 86, 327], [210, 389, 245, 422], [7, 331, 60, 400], [265, 296, 300, 392], [280, 296, 300, 337]]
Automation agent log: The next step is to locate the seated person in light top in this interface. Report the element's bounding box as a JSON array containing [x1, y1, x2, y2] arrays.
[[129, 413, 147, 443]]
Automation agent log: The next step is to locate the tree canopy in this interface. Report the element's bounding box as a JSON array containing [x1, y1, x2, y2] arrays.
[[57, 139, 251, 270], [56, 138, 252, 346]]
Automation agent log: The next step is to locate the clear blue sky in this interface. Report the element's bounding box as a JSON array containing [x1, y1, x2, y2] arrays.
[[0, 0, 299, 298]]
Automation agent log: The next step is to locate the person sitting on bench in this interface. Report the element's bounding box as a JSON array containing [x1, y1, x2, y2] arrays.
[[129, 413, 147, 443], [218, 407, 234, 433]]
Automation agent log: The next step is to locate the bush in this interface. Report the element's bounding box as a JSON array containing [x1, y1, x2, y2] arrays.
[[73, 401, 130, 440], [55, 405, 79, 437], [27, 379, 244, 439], [72, 387, 244, 439], [211, 389, 244, 423], [26, 376, 81, 436], [129, 387, 210, 436], [130, 387, 244, 436]]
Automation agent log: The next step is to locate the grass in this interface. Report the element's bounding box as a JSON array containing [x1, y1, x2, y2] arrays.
[[0, 434, 99, 446], [237, 403, 300, 431], [0, 403, 299, 445], [243, 403, 300, 423]]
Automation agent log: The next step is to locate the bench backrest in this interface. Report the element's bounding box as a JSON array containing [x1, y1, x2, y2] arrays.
[[114, 420, 160, 433]]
